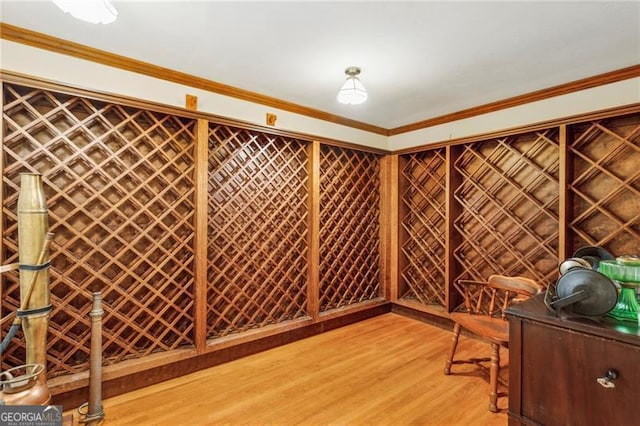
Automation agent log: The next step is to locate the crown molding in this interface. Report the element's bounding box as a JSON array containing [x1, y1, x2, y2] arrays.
[[2, 23, 638, 140], [393, 102, 640, 155], [0, 23, 389, 136], [389, 64, 640, 136]]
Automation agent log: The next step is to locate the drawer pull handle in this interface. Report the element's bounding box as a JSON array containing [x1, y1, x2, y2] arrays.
[[597, 369, 619, 388]]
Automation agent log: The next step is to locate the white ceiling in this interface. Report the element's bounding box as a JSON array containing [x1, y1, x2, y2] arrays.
[[1, 1, 639, 130]]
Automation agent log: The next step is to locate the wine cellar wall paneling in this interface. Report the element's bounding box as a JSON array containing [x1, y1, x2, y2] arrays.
[[1, 78, 390, 394], [452, 129, 561, 292], [1, 83, 197, 377], [319, 145, 382, 312], [205, 124, 310, 339], [398, 111, 640, 316], [567, 114, 640, 258], [398, 148, 447, 309], [398, 129, 562, 315], [3, 74, 638, 401]]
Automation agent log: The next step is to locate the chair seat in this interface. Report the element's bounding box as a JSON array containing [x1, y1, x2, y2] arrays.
[[450, 313, 508, 344]]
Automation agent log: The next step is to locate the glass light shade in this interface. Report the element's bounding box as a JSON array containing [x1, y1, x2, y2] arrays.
[[52, 0, 118, 24], [337, 76, 368, 105]]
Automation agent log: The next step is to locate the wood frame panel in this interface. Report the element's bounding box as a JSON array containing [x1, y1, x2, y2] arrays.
[[205, 124, 310, 338], [445, 145, 464, 313], [452, 130, 560, 289]]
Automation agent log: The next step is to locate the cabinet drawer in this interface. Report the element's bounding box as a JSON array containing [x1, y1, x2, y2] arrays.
[[520, 321, 640, 426]]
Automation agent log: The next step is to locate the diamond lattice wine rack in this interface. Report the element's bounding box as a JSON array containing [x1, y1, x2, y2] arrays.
[[452, 130, 560, 284], [567, 114, 640, 257], [399, 149, 447, 308], [2, 84, 196, 376], [319, 146, 382, 312], [205, 124, 309, 338]]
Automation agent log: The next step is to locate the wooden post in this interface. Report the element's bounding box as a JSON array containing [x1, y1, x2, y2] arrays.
[[0, 90, 5, 298], [307, 141, 320, 320], [558, 124, 571, 261], [379, 155, 399, 301], [445, 145, 463, 313], [395, 155, 408, 302], [194, 118, 209, 353]]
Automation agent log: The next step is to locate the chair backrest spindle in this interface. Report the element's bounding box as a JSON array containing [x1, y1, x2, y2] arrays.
[[475, 288, 485, 314]]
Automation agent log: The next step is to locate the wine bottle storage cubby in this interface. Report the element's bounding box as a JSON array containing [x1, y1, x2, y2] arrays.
[[205, 124, 310, 338], [567, 114, 640, 257], [319, 146, 382, 312], [399, 149, 447, 308], [453, 130, 560, 288]]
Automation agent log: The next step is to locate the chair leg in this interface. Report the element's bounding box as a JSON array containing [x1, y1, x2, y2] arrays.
[[489, 342, 500, 413], [443, 323, 461, 375]]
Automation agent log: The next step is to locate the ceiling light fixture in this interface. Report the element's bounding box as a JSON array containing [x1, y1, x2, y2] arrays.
[[52, 0, 118, 24], [337, 66, 368, 105]]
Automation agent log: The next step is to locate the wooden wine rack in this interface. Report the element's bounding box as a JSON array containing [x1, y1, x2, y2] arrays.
[[453, 130, 560, 287], [398, 112, 640, 317], [0, 80, 385, 387], [567, 114, 640, 257], [1, 84, 196, 376], [399, 149, 447, 307], [319, 146, 382, 312], [206, 124, 309, 338], [398, 126, 608, 314]]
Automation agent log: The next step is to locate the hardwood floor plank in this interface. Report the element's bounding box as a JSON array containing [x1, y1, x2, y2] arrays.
[[67, 313, 507, 425]]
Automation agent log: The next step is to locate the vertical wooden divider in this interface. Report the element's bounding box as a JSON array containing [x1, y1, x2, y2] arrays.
[[558, 124, 570, 262], [0, 84, 5, 298], [0, 85, 4, 301], [194, 118, 209, 352], [396, 155, 409, 302], [307, 141, 320, 321], [379, 155, 398, 301], [445, 145, 463, 313]]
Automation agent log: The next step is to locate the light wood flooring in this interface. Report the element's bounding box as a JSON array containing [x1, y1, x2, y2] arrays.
[[72, 313, 508, 425]]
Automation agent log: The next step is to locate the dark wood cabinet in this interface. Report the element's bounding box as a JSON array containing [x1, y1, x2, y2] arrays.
[[506, 295, 640, 426]]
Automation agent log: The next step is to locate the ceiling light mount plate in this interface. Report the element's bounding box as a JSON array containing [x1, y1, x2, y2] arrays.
[[344, 66, 362, 77]]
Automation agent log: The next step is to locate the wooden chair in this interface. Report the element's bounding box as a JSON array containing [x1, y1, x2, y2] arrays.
[[443, 275, 542, 412]]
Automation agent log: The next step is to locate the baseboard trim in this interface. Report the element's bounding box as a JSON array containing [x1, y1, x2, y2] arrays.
[[391, 303, 454, 331]]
